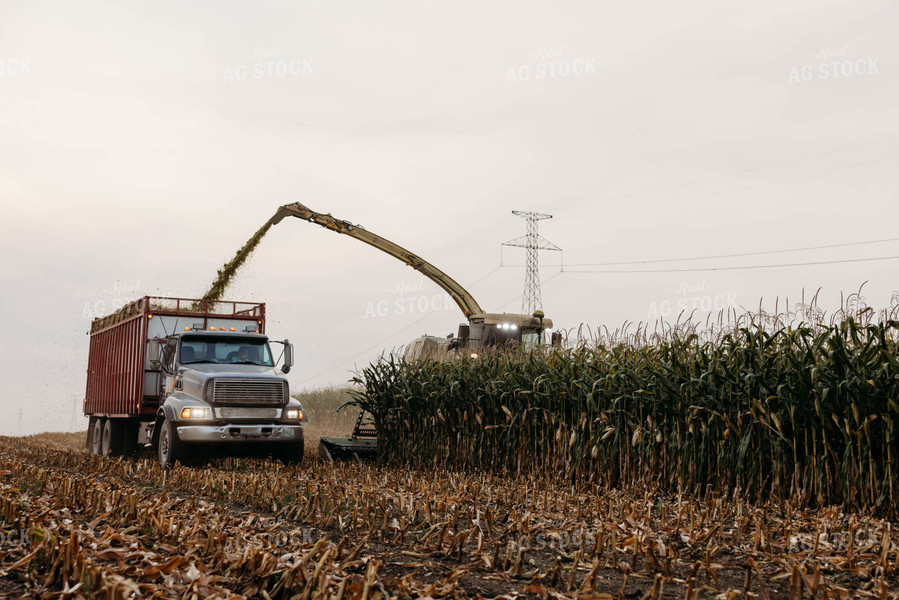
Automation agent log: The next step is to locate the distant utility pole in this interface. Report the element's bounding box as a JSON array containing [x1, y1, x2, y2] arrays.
[[16, 409, 23, 436], [502, 211, 561, 314]]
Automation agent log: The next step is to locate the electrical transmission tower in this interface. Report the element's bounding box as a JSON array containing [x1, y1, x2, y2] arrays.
[[502, 211, 561, 314]]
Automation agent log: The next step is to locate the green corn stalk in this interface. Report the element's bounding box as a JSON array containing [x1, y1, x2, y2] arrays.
[[352, 307, 899, 517]]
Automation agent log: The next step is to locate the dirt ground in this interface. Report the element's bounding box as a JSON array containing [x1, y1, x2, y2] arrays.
[[0, 432, 895, 599]]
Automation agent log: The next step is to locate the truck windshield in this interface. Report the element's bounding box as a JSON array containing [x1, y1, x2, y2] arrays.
[[180, 337, 274, 366]]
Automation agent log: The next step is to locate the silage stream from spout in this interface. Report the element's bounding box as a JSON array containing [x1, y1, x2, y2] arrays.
[[201, 216, 276, 303]]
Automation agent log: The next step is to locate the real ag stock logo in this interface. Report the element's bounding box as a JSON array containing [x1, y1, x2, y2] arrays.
[[82, 281, 180, 320], [82, 280, 143, 321], [788, 42, 880, 83], [223, 45, 313, 83], [0, 528, 30, 546], [647, 281, 738, 321], [505, 46, 596, 83], [0, 58, 31, 76], [364, 280, 454, 319]]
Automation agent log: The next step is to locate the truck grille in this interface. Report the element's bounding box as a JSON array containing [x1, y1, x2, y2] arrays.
[[215, 407, 281, 420], [213, 380, 286, 406]]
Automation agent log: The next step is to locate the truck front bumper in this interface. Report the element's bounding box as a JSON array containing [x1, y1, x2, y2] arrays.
[[177, 423, 303, 443]]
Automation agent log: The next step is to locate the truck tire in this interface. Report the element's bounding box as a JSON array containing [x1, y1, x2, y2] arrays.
[[102, 419, 125, 456], [89, 417, 104, 455], [272, 441, 304, 464], [157, 419, 184, 467], [86, 416, 98, 452], [120, 420, 140, 456]]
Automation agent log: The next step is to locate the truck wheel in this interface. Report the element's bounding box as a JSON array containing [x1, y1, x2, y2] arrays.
[[89, 418, 104, 455], [120, 421, 140, 456], [158, 419, 183, 467], [102, 419, 125, 456], [86, 416, 98, 452], [273, 441, 304, 464]]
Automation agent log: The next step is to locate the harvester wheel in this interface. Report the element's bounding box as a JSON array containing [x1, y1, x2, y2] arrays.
[[158, 419, 184, 467]]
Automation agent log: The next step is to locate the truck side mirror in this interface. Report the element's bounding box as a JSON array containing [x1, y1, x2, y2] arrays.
[[158, 345, 173, 374], [458, 324, 470, 341], [148, 339, 161, 370], [551, 332, 562, 348], [282, 340, 294, 374]]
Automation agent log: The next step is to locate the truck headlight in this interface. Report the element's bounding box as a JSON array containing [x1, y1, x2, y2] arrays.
[[180, 407, 210, 419], [284, 408, 302, 421]]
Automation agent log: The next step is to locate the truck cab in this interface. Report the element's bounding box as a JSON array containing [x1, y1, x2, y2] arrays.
[[150, 328, 306, 466]]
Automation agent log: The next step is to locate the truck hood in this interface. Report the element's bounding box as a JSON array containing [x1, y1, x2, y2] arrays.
[[172, 363, 290, 404], [181, 363, 285, 378]]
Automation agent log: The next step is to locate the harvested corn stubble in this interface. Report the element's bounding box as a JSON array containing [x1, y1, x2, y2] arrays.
[[0, 433, 896, 598]]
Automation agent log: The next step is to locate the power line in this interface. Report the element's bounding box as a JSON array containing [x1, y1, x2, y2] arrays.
[[562, 236, 899, 267], [500, 268, 566, 313], [543, 270, 564, 285], [559, 254, 899, 274], [559, 134, 899, 210]]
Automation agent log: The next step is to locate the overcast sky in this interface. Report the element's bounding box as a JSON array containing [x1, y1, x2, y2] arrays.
[[1, 0, 897, 435]]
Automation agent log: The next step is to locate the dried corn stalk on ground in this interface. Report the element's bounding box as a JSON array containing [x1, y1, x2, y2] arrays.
[[0, 433, 896, 599]]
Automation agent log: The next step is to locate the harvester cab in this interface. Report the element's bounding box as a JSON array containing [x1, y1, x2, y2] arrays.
[[404, 312, 560, 362], [464, 311, 559, 350]]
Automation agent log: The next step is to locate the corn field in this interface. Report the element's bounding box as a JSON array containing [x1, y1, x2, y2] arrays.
[[353, 298, 899, 516]]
